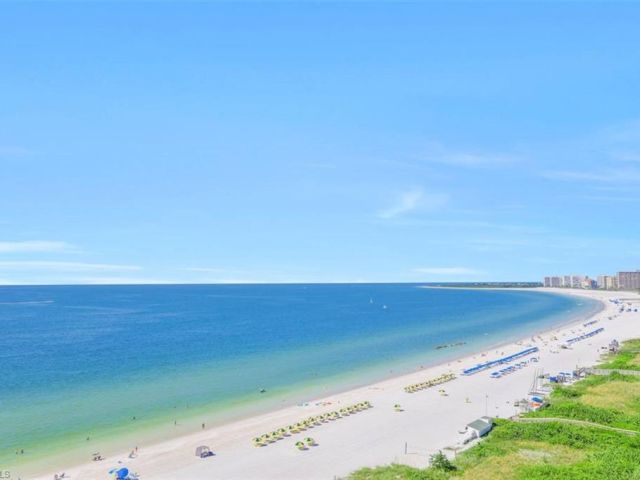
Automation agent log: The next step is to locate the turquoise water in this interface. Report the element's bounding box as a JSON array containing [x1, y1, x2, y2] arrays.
[[0, 284, 600, 472]]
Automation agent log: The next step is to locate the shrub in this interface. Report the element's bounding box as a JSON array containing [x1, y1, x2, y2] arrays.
[[429, 451, 456, 471]]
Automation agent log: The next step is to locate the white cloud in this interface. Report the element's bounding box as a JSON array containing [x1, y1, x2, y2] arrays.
[[0, 261, 141, 272], [181, 267, 244, 274], [76, 276, 175, 285], [0, 146, 31, 158], [609, 151, 640, 163], [431, 152, 516, 167], [413, 267, 484, 276], [0, 241, 77, 254], [415, 143, 518, 168], [580, 194, 640, 204], [602, 119, 640, 143], [378, 188, 448, 219], [542, 169, 640, 183]]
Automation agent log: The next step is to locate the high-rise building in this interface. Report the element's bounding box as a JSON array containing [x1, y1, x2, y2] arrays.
[[617, 271, 640, 290], [551, 276, 562, 287], [571, 275, 585, 288], [562, 275, 572, 287], [543, 277, 551, 287], [597, 275, 617, 290]]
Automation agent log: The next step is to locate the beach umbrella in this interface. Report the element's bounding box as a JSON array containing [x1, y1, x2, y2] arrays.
[[295, 441, 306, 450], [304, 437, 316, 446], [108, 467, 129, 480], [252, 437, 263, 447], [394, 404, 402, 411]]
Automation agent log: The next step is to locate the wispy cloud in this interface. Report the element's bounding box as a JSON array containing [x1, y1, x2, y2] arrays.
[[580, 194, 640, 204], [76, 276, 174, 285], [299, 162, 336, 169], [378, 188, 448, 219], [0, 240, 78, 254], [0, 146, 32, 159], [609, 151, 640, 163], [601, 119, 640, 143], [0, 261, 141, 272], [416, 143, 518, 168], [180, 267, 245, 274], [430, 152, 516, 167], [413, 267, 484, 276], [542, 168, 640, 183]]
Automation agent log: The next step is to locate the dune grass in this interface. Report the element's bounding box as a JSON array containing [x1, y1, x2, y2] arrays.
[[597, 338, 640, 371], [527, 372, 640, 431], [580, 380, 640, 415]]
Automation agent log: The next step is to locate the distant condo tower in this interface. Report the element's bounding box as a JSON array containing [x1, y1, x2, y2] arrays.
[[617, 271, 640, 290]]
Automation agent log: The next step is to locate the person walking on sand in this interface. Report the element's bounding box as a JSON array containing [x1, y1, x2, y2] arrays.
[[202, 423, 205, 429]]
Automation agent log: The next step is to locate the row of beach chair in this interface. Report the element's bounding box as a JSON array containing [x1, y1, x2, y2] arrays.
[[404, 373, 456, 393], [252, 401, 372, 447]]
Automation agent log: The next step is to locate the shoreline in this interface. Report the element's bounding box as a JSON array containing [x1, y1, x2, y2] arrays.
[[22, 288, 639, 479]]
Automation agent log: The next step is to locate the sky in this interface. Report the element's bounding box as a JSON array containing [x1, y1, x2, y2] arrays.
[[1, 2, 640, 285]]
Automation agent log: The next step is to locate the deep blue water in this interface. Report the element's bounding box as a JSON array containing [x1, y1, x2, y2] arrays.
[[0, 284, 600, 466]]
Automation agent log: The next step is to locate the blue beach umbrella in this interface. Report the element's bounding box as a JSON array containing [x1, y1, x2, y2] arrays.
[[108, 467, 129, 479]]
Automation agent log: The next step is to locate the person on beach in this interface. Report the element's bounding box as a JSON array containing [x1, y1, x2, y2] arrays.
[[202, 422, 205, 429]]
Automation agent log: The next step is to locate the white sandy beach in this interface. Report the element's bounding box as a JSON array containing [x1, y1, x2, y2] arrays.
[[30, 288, 640, 480]]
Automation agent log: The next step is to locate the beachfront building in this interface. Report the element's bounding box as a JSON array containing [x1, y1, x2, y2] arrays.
[[571, 275, 585, 288], [597, 275, 617, 290], [581, 277, 596, 289], [466, 417, 493, 438], [617, 271, 640, 290], [543, 275, 592, 289]]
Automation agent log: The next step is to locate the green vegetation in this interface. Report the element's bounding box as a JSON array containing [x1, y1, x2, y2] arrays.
[[526, 373, 640, 431], [348, 341, 640, 480], [597, 338, 640, 371], [429, 451, 456, 472]]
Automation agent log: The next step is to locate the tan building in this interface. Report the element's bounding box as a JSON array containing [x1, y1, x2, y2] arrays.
[[617, 271, 640, 290], [597, 275, 617, 290]]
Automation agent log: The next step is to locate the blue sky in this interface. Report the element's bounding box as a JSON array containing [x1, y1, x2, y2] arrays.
[[1, 2, 640, 284]]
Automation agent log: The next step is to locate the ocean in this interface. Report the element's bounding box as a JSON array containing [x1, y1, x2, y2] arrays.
[[0, 284, 601, 473]]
